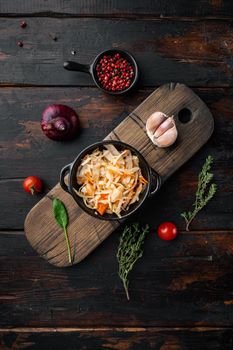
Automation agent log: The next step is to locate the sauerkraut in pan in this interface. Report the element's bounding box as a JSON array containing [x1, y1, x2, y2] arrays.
[[75, 144, 148, 217]]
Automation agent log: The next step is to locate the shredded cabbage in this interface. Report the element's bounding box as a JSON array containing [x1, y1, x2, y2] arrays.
[[76, 145, 148, 217]]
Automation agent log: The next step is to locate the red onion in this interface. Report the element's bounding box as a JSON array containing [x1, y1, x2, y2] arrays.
[[41, 104, 79, 141]]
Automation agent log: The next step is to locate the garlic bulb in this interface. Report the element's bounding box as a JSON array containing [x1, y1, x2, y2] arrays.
[[146, 111, 178, 148]]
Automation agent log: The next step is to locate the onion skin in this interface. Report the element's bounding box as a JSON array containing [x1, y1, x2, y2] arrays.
[[41, 104, 79, 141]]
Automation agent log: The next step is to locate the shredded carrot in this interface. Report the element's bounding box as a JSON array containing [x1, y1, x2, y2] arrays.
[[86, 173, 94, 184], [77, 176, 84, 183], [139, 176, 148, 184], [121, 172, 134, 178], [100, 194, 108, 200], [97, 203, 108, 215], [126, 191, 135, 200]]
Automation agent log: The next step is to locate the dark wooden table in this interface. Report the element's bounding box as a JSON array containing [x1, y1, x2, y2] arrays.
[[1, 1, 233, 349]]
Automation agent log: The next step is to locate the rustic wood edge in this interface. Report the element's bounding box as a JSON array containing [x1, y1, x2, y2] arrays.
[[24, 83, 214, 267]]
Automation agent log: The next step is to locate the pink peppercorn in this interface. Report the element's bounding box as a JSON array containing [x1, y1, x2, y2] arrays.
[[96, 53, 134, 92], [20, 21, 27, 28]]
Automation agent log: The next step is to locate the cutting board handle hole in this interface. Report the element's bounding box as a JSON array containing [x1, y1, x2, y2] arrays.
[[178, 108, 192, 124]]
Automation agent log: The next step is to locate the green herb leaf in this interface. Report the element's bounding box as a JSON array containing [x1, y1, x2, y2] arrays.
[[52, 198, 72, 264], [117, 223, 149, 300], [53, 198, 68, 229], [181, 155, 217, 231]]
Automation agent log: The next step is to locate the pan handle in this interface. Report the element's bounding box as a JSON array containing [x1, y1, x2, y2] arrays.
[[149, 169, 162, 196], [60, 163, 72, 193], [63, 61, 91, 74]]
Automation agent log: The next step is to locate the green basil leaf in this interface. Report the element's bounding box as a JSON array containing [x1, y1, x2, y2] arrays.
[[52, 198, 68, 229]]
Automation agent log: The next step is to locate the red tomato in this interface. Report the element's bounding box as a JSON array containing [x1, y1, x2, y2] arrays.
[[158, 222, 178, 241], [23, 176, 43, 195]]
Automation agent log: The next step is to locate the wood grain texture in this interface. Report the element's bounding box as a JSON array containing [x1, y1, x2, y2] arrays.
[[0, 327, 232, 350], [1, 230, 233, 327], [110, 83, 213, 180], [1, 87, 232, 231], [24, 84, 213, 267], [0, 0, 232, 18], [0, 18, 233, 86], [0, 0, 232, 346]]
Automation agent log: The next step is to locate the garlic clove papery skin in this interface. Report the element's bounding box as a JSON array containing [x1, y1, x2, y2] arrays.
[[152, 126, 178, 148], [146, 112, 167, 134], [146, 111, 178, 148], [154, 116, 174, 138]]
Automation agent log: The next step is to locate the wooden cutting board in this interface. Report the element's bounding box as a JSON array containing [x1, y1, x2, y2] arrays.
[[25, 83, 214, 267]]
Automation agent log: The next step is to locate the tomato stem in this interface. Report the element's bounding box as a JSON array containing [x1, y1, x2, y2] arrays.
[[30, 186, 35, 195]]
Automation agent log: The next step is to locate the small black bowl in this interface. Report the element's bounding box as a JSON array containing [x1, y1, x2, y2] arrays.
[[63, 49, 139, 95], [60, 140, 161, 221]]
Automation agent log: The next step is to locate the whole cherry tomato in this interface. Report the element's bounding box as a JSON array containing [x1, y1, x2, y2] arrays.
[[23, 176, 43, 195], [158, 222, 178, 241]]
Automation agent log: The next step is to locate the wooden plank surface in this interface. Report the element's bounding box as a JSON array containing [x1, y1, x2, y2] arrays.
[[0, 0, 232, 18], [24, 83, 214, 267], [0, 87, 232, 230], [0, 3, 233, 348], [0, 327, 232, 350], [1, 230, 233, 327], [0, 18, 233, 86]]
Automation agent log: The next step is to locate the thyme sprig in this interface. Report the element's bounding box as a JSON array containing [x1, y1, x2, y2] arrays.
[[181, 155, 217, 231], [117, 223, 149, 300]]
